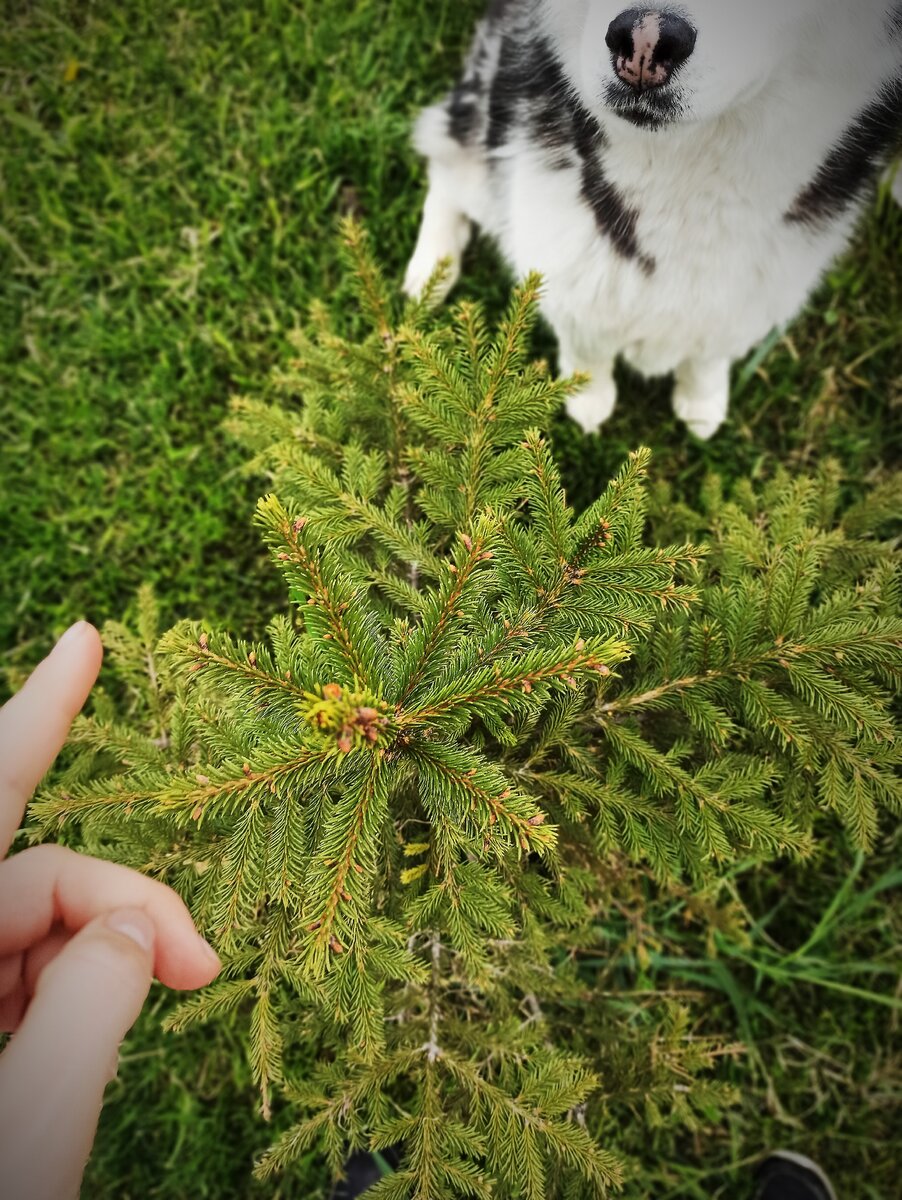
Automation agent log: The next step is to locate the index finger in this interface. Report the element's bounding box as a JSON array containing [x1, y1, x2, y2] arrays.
[[0, 622, 103, 855]]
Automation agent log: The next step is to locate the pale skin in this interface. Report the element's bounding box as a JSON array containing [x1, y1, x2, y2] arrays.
[[0, 621, 222, 1200]]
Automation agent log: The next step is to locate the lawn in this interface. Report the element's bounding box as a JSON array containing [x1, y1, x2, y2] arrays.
[[2, 1, 900, 1197]]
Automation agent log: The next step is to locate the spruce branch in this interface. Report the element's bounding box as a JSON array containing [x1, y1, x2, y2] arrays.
[[409, 740, 556, 858], [442, 1051, 623, 1198], [397, 516, 501, 704], [522, 431, 572, 566], [161, 622, 314, 716], [256, 494, 390, 688], [399, 638, 631, 732], [301, 751, 392, 975]]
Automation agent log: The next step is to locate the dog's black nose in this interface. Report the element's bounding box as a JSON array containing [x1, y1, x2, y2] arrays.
[[606, 9, 697, 92]]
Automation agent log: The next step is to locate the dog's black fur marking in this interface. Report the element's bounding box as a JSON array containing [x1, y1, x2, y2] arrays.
[[523, 37, 574, 150], [447, 16, 495, 146], [448, 78, 484, 145], [573, 108, 657, 275], [486, 34, 522, 150], [786, 76, 902, 226]]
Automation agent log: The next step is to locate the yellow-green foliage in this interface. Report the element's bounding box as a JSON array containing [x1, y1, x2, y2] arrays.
[[34, 226, 901, 1198]]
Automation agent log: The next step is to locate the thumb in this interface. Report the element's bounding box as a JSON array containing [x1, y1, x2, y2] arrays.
[[0, 908, 156, 1200]]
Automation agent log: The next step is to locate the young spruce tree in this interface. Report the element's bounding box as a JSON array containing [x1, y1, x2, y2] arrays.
[[35, 224, 901, 1198]]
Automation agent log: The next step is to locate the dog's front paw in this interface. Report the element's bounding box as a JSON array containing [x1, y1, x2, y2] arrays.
[[672, 391, 727, 440], [679, 410, 725, 440], [403, 209, 471, 304], [565, 379, 617, 435], [403, 252, 461, 305], [672, 359, 730, 441]]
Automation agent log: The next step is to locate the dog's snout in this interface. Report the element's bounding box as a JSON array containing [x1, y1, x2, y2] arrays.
[[606, 9, 697, 92]]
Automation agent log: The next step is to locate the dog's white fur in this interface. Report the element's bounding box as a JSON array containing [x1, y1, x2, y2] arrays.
[[406, 0, 902, 438]]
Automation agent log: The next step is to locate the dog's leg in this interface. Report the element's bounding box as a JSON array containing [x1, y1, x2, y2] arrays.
[[559, 346, 618, 435], [404, 164, 473, 304], [672, 357, 731, 440]]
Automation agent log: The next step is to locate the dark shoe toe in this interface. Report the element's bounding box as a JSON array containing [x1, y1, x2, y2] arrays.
[[331, 1151, 384, 1200], [756, 1152, 838, 1200]]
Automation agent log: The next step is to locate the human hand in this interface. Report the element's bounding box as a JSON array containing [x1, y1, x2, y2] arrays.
[[0, 622, 221, 1200]]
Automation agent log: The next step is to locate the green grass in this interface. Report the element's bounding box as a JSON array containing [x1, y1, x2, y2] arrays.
[[2, 1, 900, 1196], [642, 845, 902, 1198], [1, 0, 475, 668]]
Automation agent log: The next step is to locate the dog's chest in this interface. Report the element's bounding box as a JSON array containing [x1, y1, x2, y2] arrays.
[[492, 97, 856, 373]]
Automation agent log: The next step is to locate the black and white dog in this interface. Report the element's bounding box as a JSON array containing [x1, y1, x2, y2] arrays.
[[405, 1, 902, 438]]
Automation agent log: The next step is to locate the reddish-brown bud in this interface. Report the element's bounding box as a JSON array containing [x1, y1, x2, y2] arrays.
[[323, 683, 343, 701]]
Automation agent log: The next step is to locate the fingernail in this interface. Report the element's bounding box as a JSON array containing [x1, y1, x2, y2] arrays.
[[55, 621, 91, 651], [106, 909, 155, 953], [196, 936, 221, 971], [106, 1050, 122, 1086]]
